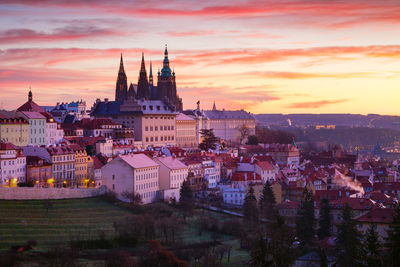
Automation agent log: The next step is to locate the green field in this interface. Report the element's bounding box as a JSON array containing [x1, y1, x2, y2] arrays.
[[0, 197, 132, 251], [0, 197, 250, 266]]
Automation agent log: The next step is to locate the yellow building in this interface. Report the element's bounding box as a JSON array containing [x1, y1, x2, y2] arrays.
[[70, 144, 88, 187], [0, 111, 29, 146]]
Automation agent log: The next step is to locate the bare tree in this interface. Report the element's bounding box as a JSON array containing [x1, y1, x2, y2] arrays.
[[237, 124, 250, 145]]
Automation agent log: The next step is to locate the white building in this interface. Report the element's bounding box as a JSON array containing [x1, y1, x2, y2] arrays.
[[185, 102, 255, 145], [20, 111, 47, 146], [255, 161, 278, 183], [203, 160, 218, 188], [102, 153, 159, 204], [155, 156, 188, 192], [42, 112, 64, 145], [0, 143, 26, 186], [223, 187, 245, 206], [96, 138, 113, 157]]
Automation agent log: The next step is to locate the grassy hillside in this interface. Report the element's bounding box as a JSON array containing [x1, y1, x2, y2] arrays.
[[0, 197, 132, 251]]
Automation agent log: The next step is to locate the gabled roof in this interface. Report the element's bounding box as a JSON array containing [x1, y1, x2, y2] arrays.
[[356, 208, 394, 224], [118, 153, 159, 169], [156, 156, 187, 170], [256, 161, 275, 171], [176, 113, 194, 121], [20, 111, 46, 119]]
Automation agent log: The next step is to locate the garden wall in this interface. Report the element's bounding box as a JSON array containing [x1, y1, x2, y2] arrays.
[[0, 186, 107, 200]]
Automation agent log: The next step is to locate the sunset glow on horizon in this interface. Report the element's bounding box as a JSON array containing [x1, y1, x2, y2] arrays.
[[1, 0, 400, 114]]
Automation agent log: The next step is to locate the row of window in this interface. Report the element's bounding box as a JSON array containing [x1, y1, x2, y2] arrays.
[[135, 181, 158, 191], [1, 128, 28, 133], [53, 164, 74, 171], [145, 125, 174, 131], [30, 120, 45, 126], [31, 128, 45, 134], [136, 171, 157, 181], [52, 155, 74, 162], [145, 135, 174, 142], [2, 159, 26, 165]]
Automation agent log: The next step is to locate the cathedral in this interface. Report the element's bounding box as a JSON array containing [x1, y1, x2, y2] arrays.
[[115, 45, 183, 111]]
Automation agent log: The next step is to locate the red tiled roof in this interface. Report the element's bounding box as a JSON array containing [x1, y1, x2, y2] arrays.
[[93, 155, 105, 169], [0, 142, 17, 150], [330, 197, 379, 211], [17, 100, 46, 113], [46, 145, 74, 155], [356, 208, 394, 224], [256, 160, 275, 171], [231, 172, 261, 181]]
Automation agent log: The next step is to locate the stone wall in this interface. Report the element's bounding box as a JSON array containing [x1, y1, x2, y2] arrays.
[[0, 186, 107, 200]]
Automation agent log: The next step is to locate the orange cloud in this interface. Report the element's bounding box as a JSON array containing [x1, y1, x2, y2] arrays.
[[286, 99, 349, 109]]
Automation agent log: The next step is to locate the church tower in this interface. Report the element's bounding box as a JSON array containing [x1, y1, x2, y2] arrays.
[[157, 45, 183, 111], [136, 53, 150, 99], [115, 54, 128, 101]]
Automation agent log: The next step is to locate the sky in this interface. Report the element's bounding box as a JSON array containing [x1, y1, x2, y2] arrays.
[[0, 0, 400, 114]]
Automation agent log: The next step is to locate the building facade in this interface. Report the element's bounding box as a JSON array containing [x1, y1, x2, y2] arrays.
[[102, 153, 160, 204], [0, 143, 26, 186], [0, 111, 29, 146], [175, 113, 197, 148]]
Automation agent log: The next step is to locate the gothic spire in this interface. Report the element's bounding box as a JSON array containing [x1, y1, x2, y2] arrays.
[[212, 101, 216, 111], [119, 53, 125, 74], [140, 52, 146, 73], [137, 53, 150, 99], [149, 61, 153, 86]]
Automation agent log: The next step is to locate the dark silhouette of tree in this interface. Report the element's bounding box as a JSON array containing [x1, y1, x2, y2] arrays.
[[363, 225, 382, 267], [336, 204, 363, 267], [386, 203, 400, 267], [140, 240, 187, 267], [85, 145, 95, 156], [259, 181, 277, 221], [243, 186, 259, 226], [251, 215, 295, 266], [122, 191, 143, 205], [246, 135, 259, 145], [179, 178, 194, 221], [199, 129, 219, 151], [317, 198, 331, 240], [296, 188, 315, 249], [256, 127, 294, 144]]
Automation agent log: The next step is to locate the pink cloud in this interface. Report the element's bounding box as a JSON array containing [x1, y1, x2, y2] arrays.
[[0, 25, 124, 44]]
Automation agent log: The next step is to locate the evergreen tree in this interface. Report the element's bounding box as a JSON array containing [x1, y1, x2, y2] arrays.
[[363, 225, 382, 267], [259, 181, 277, 221], [179, 178, 194, 221], [295, 188, 315, 248], [250, 215, 295, 267], [243, 186, 259, 226], [199, 129, 219, 151], [386, 203, 400, 267], [336, 204, 363, 267], [317, 198, 331, 240]]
